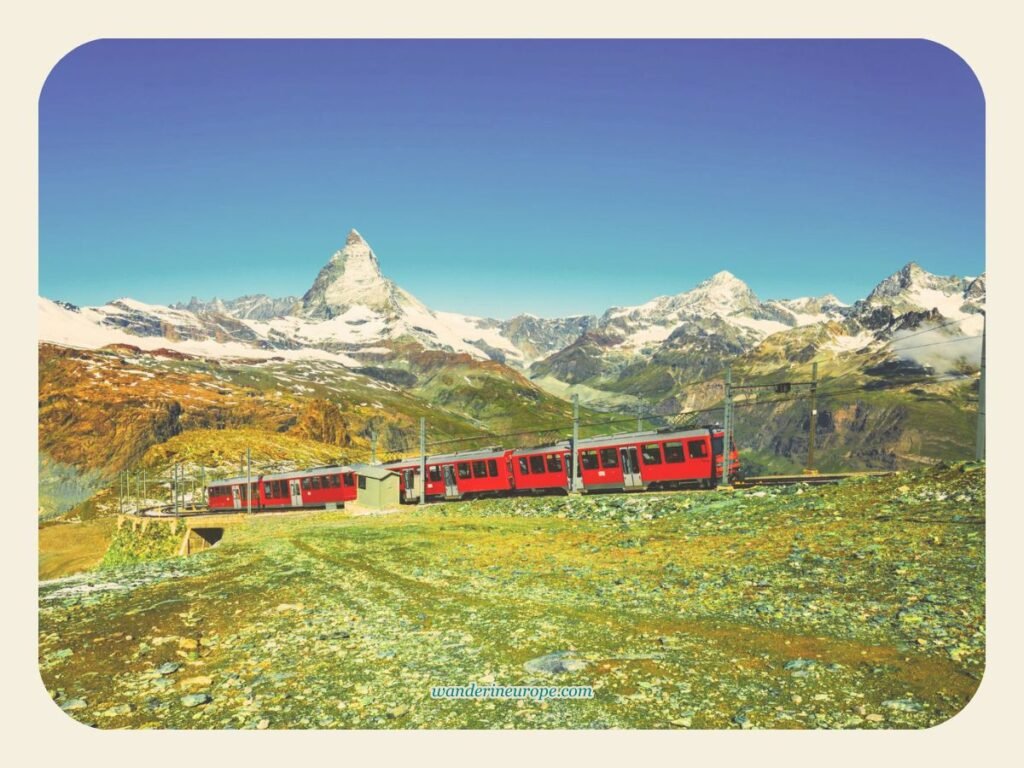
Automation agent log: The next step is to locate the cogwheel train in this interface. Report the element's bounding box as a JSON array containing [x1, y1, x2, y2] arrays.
[[204, 426, 739, 511]]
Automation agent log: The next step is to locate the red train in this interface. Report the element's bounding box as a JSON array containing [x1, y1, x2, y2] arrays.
[[381, 427, 739, 503], [206, 465, 358, 511]]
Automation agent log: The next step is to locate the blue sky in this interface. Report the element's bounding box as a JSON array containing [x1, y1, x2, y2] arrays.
[[39, 39, 984, 317]]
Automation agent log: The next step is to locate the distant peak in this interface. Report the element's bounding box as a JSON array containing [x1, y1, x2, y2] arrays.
[[696, 270, 749, 291], [346, 228, 365, 246], [709, 270, 739, 282]]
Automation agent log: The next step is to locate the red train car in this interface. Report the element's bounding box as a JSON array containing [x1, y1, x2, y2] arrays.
[[574, 427, 739, 491], [259, 466, 357, 509], [509, 442, 571, 494], [206, 476, 258, 511], [205, 466, 357, 511], [383, 448, 514, 502]]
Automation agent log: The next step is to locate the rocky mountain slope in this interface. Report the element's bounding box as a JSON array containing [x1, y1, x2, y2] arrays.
[[38, 230, 985, 511]]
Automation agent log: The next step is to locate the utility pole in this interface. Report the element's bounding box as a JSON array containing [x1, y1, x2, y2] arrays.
[[571, 394, 581, 493], [976, 312, 986, 461], [246, 447, 252, 514], [419, 418, 426, 505], [118, 470, 123, 515], [637, 400, 644, 432], [142, 468, 147, 510], [172, 464, 178, 515], [721, 368, 733, 487], [807, 361, 818, 474]]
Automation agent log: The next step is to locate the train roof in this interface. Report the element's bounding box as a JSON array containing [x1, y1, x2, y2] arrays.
[[261, 465, 354, 481], [575, 427, 718, 449], [207, 476, 249, 488], [381, 446, 507, 467], [511, 441, 571, 455]]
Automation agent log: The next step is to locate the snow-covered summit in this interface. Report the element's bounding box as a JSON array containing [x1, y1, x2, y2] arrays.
[[864, 262, 983, 321], [301, 229, 398, 318]]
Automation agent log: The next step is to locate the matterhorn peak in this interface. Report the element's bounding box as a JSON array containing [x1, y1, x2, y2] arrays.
[[301, 229, 395, 318]]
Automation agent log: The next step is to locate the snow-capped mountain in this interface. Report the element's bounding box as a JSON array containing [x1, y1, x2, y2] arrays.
[[175, 294, 299, 321], [38, 230, 985, 392], [593, 271, 847, 354], [38, 230, 552, 367], [859, 262, 984, 323]]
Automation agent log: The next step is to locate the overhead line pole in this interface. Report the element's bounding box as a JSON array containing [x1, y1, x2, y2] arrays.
[[246, 447, 252, 515], [419, 418, 427, 505], [571, 394, 581, 493], [807, 361, 818, 474], [721, 368, 733, 488]]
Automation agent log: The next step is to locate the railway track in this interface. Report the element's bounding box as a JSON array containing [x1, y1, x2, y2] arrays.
[[124, 470, 896, 519], [732, 471, 894, 488]]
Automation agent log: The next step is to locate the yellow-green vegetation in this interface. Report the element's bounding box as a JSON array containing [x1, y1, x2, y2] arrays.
[[38, 342, 605, 518], [38, 518, 118, 580], [39, 464, 983, 729], [143, 429, 347, 474], [99, 520, 186, 569]]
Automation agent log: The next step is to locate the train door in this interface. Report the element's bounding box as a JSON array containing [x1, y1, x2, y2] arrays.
[[290, 479, 303, 506], [403, 469, 418, 502], [231, 485, 241, 509], [620, 446, 643, 488], [442, 464, 459, 498]]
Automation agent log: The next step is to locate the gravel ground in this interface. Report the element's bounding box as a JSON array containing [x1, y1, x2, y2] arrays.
[[38, 463, 984, 729]]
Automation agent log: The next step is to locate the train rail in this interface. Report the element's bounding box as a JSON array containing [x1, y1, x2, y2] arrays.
[[731, 471, 894, 488], [125, 470, 896, 518]]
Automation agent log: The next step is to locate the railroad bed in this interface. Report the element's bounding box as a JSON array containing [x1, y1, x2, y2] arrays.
[[127, 471, 897, 518]]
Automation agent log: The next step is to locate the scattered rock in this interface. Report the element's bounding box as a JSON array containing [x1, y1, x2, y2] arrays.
[[882, 698, 923, 713], [180, 693, 212, 708], [523, 651, 588, 675]]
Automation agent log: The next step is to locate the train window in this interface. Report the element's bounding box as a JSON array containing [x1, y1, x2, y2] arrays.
[[473, 460, 488, 478], [488, 459, 499, 477], [688, 440, 708, 459], [358, 475, 367, 490], [344, 474, 354, 486], [642, 443, 663, 464], [712, 436, 724, 455], [311, 476, 322, 490], [264, 483, 274, 499], [529, 455, 546, 474], [581, 450, 599, 470], [518, 457, 530, 474], [302, 477, 312, 490], [546, 454, 563, 473], [664, 441, 685, 463], [428, 466, 441, 482], [458, 462, 471, 479], [599, 448, 619, 468]]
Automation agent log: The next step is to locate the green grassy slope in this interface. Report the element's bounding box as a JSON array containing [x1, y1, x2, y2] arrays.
[[40, 464, 983, 729]]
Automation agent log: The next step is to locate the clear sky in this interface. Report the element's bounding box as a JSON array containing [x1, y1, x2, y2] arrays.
[[39, 39, 984, 318]]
